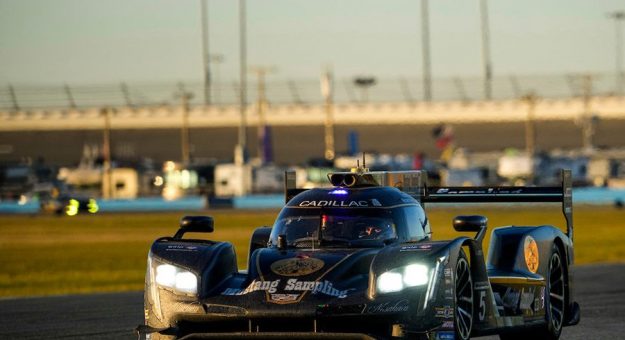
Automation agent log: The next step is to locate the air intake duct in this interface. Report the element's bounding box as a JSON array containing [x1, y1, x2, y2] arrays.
[[328, 173, 378, 187]]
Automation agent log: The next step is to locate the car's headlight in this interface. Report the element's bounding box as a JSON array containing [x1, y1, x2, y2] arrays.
[[376, 263, 429, 294], [155, 263, 198, 295]]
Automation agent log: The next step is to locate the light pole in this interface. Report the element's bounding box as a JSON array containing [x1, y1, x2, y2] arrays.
[[480, 0, 493, 100], [523, 93, 537, 158], [608, 11, 625, 95], [176, 84, 194, 165], [581, 75, 596, 151], [421, 0, 432, 102], [101, 107, 113, 199], [249, 66, 276, 164], [200, 0, 211, 105], [321, 67, 335, 161], [210, 54, 224, 104], [236, 0, 248, 165]]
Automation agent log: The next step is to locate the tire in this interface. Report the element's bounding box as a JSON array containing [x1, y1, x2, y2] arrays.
[[542, 244, 566, 338], [455, 250, 473, 340], [499, 244, 566, 340]]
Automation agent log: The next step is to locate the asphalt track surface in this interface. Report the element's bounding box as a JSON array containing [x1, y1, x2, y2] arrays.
[[0, 264, 623, 339]]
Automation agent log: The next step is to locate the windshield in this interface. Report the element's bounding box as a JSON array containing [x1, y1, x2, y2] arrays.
[[270, 205, 427, 248]]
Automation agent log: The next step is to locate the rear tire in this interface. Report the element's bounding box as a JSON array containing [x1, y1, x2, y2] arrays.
[[455, 250, 473, 340], [499, 244, 566, 340]]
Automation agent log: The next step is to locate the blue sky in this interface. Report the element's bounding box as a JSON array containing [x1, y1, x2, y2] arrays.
[[0, 0, 623, 85]]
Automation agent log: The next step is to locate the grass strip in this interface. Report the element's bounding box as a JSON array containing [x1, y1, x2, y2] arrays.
[[0, 205, 622, 297]]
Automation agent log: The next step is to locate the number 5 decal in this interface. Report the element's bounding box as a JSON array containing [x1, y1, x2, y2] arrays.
[[479, 291, 486, 321]]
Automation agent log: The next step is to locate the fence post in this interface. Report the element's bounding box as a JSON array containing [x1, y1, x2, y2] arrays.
[[343, 80, 356, 103], [400, 78, 415, 103], [454, 77, 468, 102], [565, 74, 578, 97], [232, 81, 240, 103], [121, 82, 133, 107], [288, 80, 304, 105], [509, 75, 522, 98], [8, 85, 20, 111], [64, 84, 77, 109]]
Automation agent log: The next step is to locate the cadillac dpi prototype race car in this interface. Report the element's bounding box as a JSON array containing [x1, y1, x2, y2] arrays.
[[138, 167, 580, 339]]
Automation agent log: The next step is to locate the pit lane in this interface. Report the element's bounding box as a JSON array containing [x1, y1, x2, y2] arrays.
[[0, 264, 623, 339]]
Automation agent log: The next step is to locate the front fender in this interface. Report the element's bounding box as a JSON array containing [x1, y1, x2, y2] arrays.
[[368, 237, 482, 295]]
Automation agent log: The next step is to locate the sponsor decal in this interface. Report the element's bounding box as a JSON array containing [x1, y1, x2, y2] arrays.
[[400, 244, 432, 252], [436, 331, 456, 340], [362, 300, 409, 314], [166, 245, 199, 252], [270, 257, 325, 276], [221, 279, 350, 299], [444, 268, 453, 278], [371, 198, 382, 207], [524, 236, 539, 273], [435, 306, 454, 318], [285, 278, 351, 298], [222, 280, 281, 295], [270, 293, 300, 302], [298, 200, 368, 207], [441, 321, 454, 329]]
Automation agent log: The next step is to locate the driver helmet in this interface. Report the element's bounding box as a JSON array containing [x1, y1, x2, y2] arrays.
[[356, 221, 395, 240]]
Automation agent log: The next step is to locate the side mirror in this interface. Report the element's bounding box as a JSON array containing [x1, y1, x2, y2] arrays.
[[249, 226, 272, 252], [174, 216, 214, 239], [453, 215, 487, 242]]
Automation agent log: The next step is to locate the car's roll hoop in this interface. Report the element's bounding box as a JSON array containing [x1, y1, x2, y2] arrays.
[[284, 168, 573, 242]]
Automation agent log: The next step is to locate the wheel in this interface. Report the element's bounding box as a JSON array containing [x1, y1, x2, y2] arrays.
[[544, 244, 566, 338], [499, 244, 566, 340], [455, 250, 473, 340]]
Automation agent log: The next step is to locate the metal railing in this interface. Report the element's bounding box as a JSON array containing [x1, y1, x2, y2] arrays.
[[1, 73, 623, 111]]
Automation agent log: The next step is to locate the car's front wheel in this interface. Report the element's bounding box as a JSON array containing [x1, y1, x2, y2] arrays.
[[455, 250, 473, 340]]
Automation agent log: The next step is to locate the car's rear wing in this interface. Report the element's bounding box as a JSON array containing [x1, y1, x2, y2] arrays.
[[284, 169, 573, 241], [424, 169, 573, 242]]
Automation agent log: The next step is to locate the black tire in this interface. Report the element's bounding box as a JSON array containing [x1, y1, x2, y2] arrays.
[[543, 244, 566, 338], [499, 244, 566, 340], [455, 250, 473, 340]]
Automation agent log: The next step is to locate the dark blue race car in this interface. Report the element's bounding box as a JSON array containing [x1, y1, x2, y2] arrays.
[[138, 168, 579, 340]]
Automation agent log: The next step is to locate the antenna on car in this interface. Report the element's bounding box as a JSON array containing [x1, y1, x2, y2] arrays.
[[351, 152, 369, 174]]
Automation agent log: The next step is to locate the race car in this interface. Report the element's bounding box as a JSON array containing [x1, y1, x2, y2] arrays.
[[138, 167, 580, 339]]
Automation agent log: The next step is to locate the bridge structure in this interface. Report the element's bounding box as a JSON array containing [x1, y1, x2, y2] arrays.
[[1, 73, 625, 165]]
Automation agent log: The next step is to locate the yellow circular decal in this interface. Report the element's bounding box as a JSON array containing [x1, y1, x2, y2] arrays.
[[524, 236, 539, 273], [270, 257, 325, 276]]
